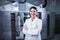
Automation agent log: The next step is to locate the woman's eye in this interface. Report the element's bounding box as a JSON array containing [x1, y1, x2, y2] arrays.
[[34, 11, 35, 12], [30, 11, 36, 12], [30, 11, 32, 12]]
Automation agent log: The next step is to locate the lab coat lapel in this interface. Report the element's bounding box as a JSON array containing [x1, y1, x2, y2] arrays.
[[30, 17, 38, 23]]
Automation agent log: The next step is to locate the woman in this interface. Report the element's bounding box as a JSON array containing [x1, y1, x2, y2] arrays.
[[23, 6, 42, 40]]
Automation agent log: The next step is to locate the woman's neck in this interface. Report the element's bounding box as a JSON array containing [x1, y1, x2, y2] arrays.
[[31, 16, 36, 21]]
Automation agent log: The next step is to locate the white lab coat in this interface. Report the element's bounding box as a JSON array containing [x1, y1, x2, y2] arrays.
[[23, 17, 42, 40]]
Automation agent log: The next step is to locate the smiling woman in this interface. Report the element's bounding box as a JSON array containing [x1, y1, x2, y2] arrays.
[[22, 6, 42, 40]]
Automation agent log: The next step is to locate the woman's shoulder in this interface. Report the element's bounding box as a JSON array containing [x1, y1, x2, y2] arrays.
[[37, 18, 42, 22], [37, 17, 42, 20], [25, 18, 31, 21]]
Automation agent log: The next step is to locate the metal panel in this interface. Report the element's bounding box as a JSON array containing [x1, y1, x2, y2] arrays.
[[0, 11, 3, 40], [47, 12, 55, 38], [2, 11, 12, 40]]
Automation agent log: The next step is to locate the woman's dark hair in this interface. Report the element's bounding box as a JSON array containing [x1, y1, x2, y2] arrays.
[[30, 6, 37, 11]]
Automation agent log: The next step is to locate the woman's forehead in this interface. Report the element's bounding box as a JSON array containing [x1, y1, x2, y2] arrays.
[[30, 8, 37, 11]]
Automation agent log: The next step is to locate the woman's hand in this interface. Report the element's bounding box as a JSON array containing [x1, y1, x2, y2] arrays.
[[23, 24, 28, 31]]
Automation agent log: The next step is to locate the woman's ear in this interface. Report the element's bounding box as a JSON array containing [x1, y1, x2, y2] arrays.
[[29, 13, 31, 17], [36, 12, 38, 17]]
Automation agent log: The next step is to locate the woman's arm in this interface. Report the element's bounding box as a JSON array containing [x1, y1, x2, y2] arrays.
[[22, 19, 28, 34]]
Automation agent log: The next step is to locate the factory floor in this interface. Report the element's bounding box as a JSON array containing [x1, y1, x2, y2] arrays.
[[43, 34, 60, 40], [16, 34, 60, 40]]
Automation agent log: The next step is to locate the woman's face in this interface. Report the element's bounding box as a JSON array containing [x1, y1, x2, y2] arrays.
[[30, 8, 37, 18]]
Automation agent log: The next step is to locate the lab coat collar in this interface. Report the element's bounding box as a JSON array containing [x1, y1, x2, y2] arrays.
[[30, 17, 38, 22]]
